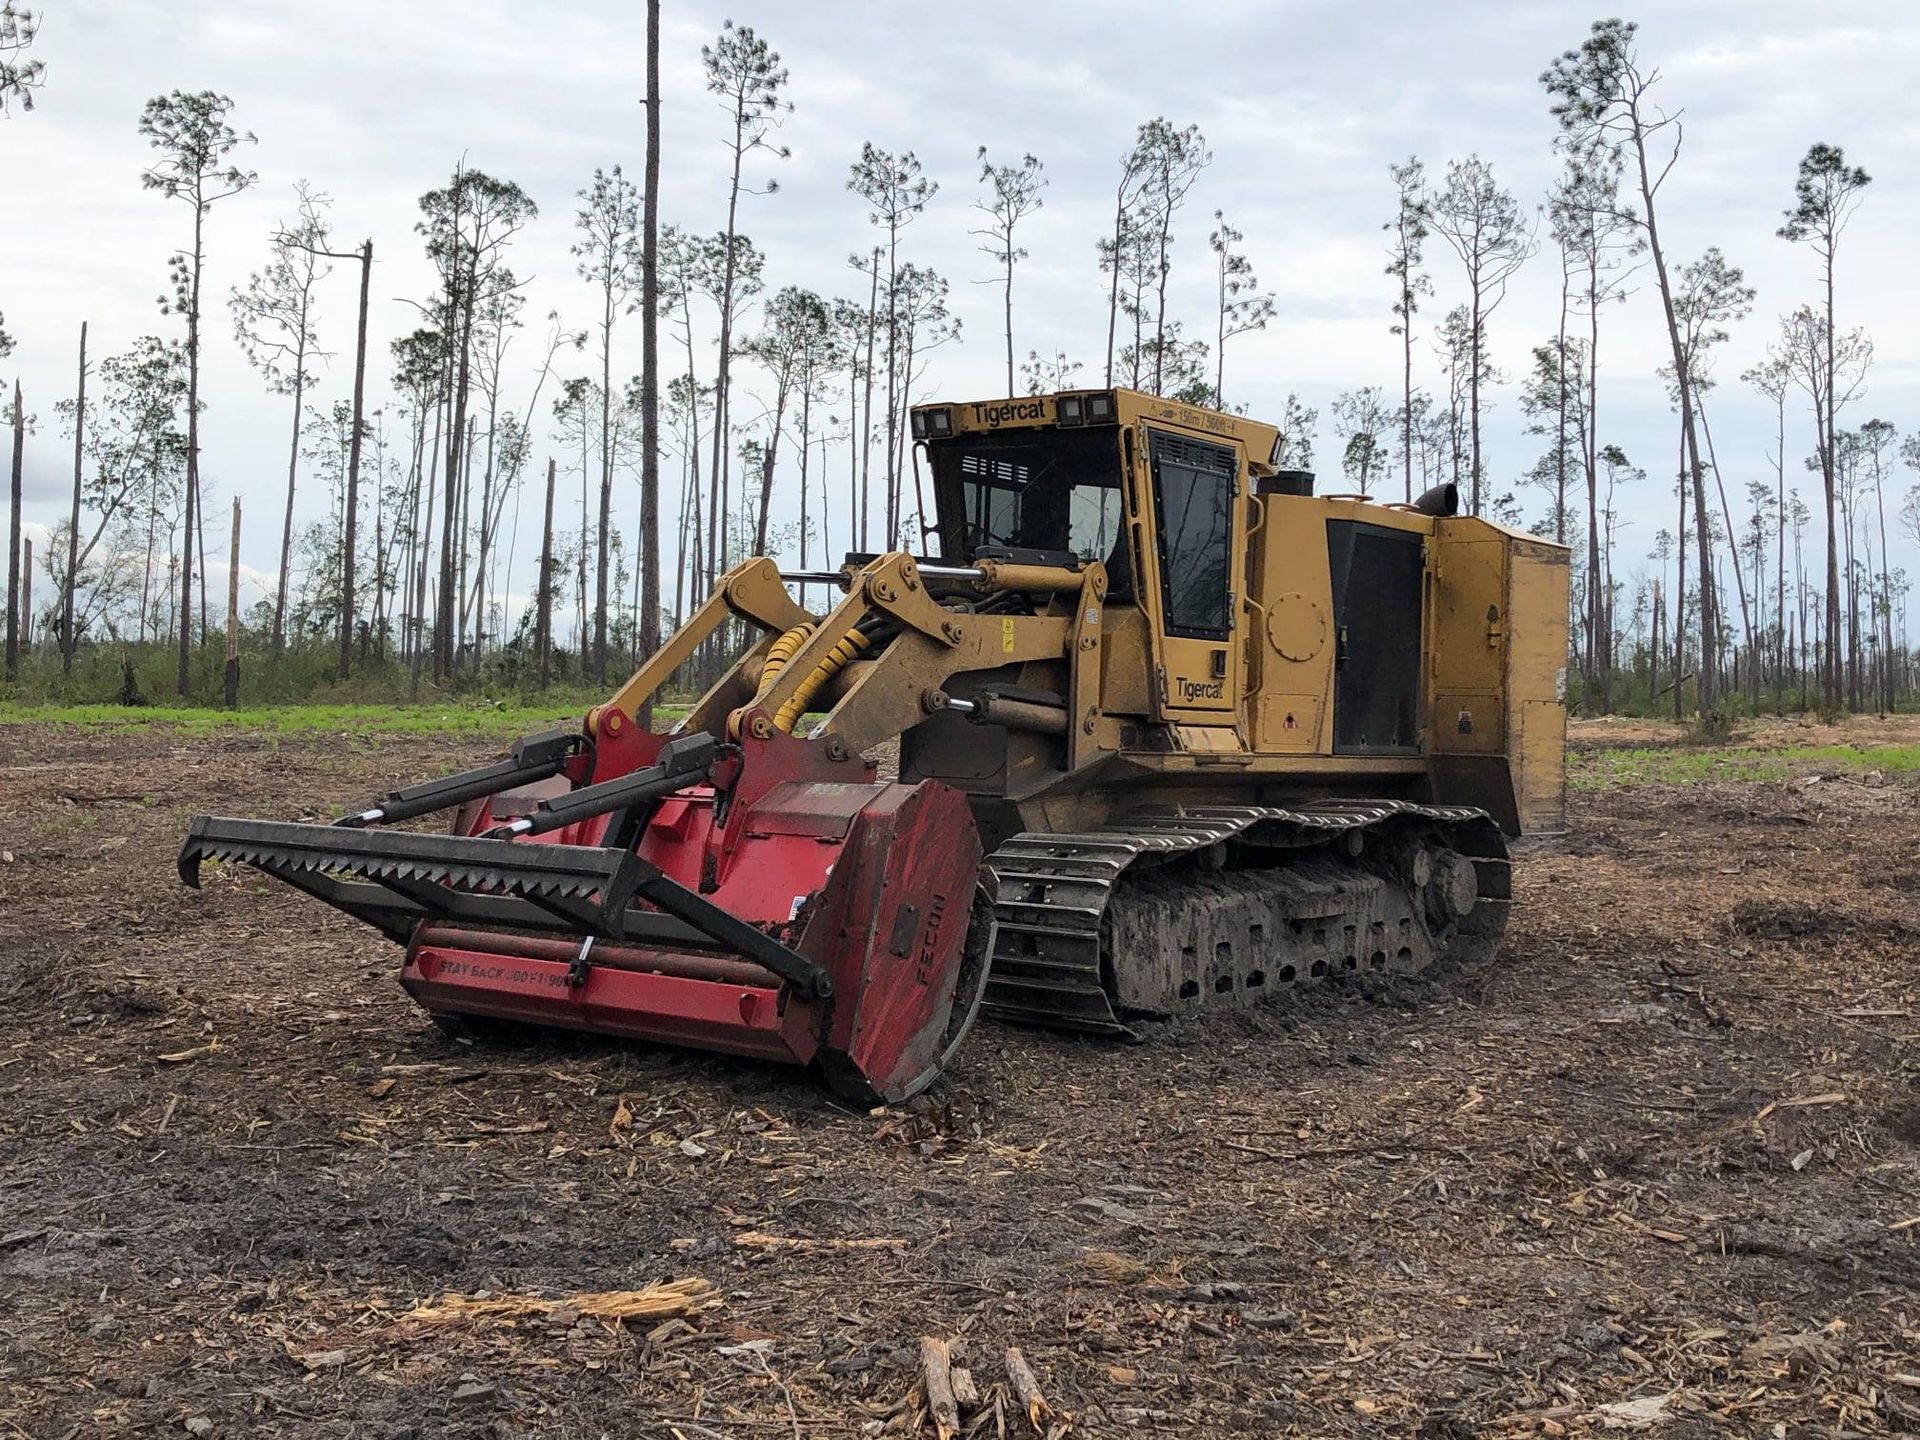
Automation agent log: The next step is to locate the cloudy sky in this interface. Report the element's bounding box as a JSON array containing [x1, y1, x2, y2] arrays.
[[5, 0, 1917, 627]]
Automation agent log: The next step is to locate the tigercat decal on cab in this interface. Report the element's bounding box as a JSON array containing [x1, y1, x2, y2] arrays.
[[1177, 677, 1226, 702], [970, 399, 1049, 428]]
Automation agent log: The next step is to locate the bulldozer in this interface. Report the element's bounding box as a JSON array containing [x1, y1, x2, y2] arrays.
[[179, 387, 1568, 1103]]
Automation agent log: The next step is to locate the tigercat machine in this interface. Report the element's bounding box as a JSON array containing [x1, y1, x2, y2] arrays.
[[180, 387, 1569, 1102]]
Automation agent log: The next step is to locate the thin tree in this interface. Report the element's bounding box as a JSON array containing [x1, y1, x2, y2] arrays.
[[279, 219, 376, 680], [1550, 148, 1636, 707], [1331, 387, 1392, 497], [741, 288, 831, 555], [689, 232, 764, 578], [230, 182, 331, 657], [972, 149, 1045, 397], [1668, 248, 1756, 692], [572, 165, 642, 685], [417, 165, 535, 679], [703, 22, 790, 598], [637, 0, 662, 721], [1778, 304, 1872, 709], [1100, 128, 1156, 386], [1779, 142, 1871, 711], [61, 321, 85, 672], [1744, 350, 1792, 696], [5, 381, 20, 680], [139, 89, 257, 695], [1544, 20, 1720, 710], [1208, 211, 1274, 411], [847, 145, 936, 542], [1428, 154, 1535, 516], [1138, 120, 1209, 393], [1384, 158, 1431, 502]]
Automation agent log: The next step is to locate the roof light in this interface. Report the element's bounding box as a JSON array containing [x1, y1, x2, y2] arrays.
[[1085, 391, 1115, 423], [926, 407, 953, 437], [1057, 394, 1085, 426], [911, 409, 929, 440]]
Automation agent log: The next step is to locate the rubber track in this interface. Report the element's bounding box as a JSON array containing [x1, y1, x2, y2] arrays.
[[980, 799, 1509, 1035]]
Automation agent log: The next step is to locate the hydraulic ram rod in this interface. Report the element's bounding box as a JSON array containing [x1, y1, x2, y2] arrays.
[[335, 727, 582, 828], [483, 733, 719, 838]]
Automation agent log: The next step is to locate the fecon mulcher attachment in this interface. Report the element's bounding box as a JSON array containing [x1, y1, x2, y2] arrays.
[[181, 387, 1568, 1102]]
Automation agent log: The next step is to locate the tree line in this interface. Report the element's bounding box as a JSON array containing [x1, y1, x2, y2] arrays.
[[2, 12, 1916, 722]]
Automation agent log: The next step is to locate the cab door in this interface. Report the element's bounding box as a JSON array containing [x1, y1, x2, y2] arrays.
[[1130, 425, 1243, 721]]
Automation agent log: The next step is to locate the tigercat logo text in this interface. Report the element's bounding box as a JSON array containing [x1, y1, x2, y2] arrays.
[[1177, 677, 1225, 702], [971, 399, 1048, 428]]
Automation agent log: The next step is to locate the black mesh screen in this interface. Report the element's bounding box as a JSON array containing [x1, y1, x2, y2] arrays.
[[1328, 521, 1424, 753]]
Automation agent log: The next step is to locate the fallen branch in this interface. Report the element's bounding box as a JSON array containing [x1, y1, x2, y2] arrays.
[[1752, 1091, 1848, 1124], [405, 1278, 715, 1327], [921, 1337, 960, 1440], [733, 1231, 907, 1255], [1005, 1347, 1055, 1432]]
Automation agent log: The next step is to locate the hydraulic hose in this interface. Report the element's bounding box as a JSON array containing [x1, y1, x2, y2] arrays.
[[729, 620, 818, 740], [773, 627, 872, 734]]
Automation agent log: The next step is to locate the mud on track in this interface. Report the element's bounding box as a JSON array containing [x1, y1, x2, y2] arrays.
[[1, 722, 1917, 1437]]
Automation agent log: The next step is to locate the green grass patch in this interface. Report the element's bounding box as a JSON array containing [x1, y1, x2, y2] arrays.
[[1572, 741, 1920, 788], [0, 700, 688, 739]]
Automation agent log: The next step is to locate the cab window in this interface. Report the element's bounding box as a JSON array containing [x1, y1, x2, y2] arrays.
[[930, 429, 1126, 563], [1148, 431, 1237, 638]]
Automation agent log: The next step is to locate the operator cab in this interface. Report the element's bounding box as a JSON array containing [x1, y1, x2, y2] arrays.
[[914, 390, 1262, 725]]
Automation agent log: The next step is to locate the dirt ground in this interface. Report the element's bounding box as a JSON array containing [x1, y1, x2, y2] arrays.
[[2, 720, 1917, 1439]]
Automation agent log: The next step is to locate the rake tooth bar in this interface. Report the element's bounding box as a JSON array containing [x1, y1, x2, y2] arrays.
[[179, 816, 627, 901]]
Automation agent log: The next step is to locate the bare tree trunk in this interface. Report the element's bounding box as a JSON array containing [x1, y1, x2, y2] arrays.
[[1104, 186, 1125, 387], [860, 252, 878, 551], [1823, 243, 1840, 709], [1696, 397, 1753, 690], [637, 0, 662, 724], [224, 498, 241, 708], [1674, 441, 1687, 722], [1628, 116, 1716, 711], [63, 321, 86, 673], [537, 455, 555, 689], [1875, 467, 1893, 712], [1586, 259, 1608, 710], [5, 381, 21, 681], [1467, 283, 1484, 515], [576, 410, 590, 658], [1773, 391, 1786, 707], [438, 234, 479, 681], [412, 395, 443, 694], [595, 255, 615, 686], [1004, 246, 1015, 398], [338, 239, 371, 681], [883, 225, 900, 544], [178, 198, 205, 696], [273, 361, 304, 657]]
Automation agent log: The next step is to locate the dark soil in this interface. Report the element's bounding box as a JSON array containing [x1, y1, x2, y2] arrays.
[[2, 725, 1917, 1437]]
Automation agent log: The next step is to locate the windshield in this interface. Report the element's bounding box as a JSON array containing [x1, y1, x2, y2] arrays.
[[929, 429, 1125, 563]]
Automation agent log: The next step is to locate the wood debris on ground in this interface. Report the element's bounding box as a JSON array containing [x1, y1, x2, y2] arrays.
[[3, 720, 1918, 1436]]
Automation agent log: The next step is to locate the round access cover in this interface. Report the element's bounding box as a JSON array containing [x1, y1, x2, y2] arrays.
[[1266, 591, 1328, 662]]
